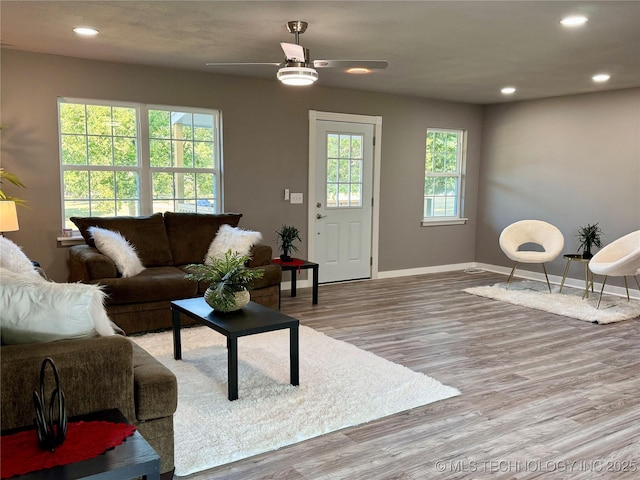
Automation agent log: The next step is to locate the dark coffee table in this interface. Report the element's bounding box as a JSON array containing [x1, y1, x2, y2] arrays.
[[171, 298, 300, 401]]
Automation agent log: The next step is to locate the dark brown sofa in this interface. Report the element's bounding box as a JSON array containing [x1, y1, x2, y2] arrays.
[[1, 335, 178, 478], [69, 212, 282, 335]]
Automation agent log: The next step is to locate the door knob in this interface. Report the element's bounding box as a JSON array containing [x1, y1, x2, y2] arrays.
[[316, 214, 327, 219]]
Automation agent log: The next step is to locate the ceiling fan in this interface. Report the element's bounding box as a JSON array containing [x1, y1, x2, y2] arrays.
[[206, 21, 388, 86]]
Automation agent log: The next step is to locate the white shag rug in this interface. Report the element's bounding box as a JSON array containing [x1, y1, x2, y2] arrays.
[[132, 325, 459, 477], [464, 280, 640, 324]]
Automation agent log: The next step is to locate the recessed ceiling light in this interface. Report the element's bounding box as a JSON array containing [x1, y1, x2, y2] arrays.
[[560, 15, 588, 27], [592, 73, 610, 83], [501, 87, 516, 95], [73, 27, 99, 36], [346, 67, 372, 75]]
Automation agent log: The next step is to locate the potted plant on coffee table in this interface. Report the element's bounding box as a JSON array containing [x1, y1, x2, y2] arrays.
[[185, 250, 264, 312], [276, 224, 302, 262], [577, 223, 604, 259]]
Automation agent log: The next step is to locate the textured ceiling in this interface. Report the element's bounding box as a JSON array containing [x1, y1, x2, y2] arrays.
[[1, 1, 639, 104]]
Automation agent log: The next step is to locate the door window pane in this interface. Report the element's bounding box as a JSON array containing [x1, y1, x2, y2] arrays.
[[325, 133, 363, 208]]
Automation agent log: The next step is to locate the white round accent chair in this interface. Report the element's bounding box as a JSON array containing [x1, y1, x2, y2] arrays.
[[499, 219, 565, 292], [588, 230, 640, 308]]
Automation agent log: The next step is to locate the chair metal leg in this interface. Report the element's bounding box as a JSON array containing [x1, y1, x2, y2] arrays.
[[634, 275, 640, 293], [623, 276, 630, 301], [506, 262, 518, 289], [541, 263, 551, 293], [559, 258, 571, 293], [596, 275, 608, 309]]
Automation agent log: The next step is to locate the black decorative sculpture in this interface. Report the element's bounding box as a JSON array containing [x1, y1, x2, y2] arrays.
[[33, 357, 67, 451]]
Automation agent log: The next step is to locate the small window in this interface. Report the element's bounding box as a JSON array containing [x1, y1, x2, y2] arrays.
[[326, 133, 363, 208], [58, 99, 222, 228], [423, 128, 466, 225]]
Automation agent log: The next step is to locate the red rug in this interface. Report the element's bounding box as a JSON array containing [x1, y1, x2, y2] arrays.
[[1, 421, 136, 478], [272, 258, 305, 272]]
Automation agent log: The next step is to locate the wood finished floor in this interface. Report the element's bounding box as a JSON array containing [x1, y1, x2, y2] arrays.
[[183, 270, 640, 479]]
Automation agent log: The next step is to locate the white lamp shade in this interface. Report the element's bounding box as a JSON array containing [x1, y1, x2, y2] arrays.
[[277, 66, 319, 86], [0, 201, 19, 232]]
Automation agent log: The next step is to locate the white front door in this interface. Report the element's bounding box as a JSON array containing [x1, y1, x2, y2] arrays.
[[312, 120, 374, 283]]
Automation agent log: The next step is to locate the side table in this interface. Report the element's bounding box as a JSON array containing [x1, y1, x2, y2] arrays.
[[1, 409, 159, 480], [559, 254, 594, 299], [272, 258, 319, 307]]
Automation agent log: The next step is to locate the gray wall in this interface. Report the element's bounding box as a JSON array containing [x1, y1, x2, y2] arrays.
[[1, 50, 482, 282], [476, 88, 640, 281]]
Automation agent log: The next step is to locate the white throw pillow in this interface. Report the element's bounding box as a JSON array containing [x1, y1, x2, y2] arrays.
[[89, 226, 145, 277], [205, 224, 262, 264], [0, 267, 117, 344], [0, 236, 40, 278]]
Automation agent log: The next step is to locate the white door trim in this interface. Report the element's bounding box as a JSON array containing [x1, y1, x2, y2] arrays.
[[308, 110, 382, 280]]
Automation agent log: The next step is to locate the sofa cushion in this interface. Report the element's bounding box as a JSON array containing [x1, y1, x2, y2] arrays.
[[89, 227, 145, 277], [97, 266, 197, 305], [71, 213, 173, 267], [0, 268, 117, 344], [163, 212, 243, 266]]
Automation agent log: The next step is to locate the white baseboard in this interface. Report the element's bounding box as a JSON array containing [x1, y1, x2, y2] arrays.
[[376, 262, 477, 279], [471, 263, 640, 301], [279, 262, 639, 300]]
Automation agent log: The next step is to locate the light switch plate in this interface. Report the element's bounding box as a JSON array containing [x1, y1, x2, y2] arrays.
[[290, 193, 303, 204]]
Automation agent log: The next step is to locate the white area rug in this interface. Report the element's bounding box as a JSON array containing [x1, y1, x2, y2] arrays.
[[132, 325, 459, 476], [464, 280, 640, 324]]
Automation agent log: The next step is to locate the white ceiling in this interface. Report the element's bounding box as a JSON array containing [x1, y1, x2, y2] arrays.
[[2, 1, 639, 104]]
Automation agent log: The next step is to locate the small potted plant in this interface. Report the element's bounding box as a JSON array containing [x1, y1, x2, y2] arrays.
[[185, 250, 264, 312], [577, 223, 604, 259], [275, 224, 302, 262]]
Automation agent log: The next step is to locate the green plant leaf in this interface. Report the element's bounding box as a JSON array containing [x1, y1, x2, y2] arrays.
[[185, 249, 264, 292], [276, 224, 302, 253]]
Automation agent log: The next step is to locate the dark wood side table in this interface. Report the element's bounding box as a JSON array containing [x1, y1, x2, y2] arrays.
[[171, 298, 300, 401], [1, 409, 160, 480], [272, 258, 319, 307]]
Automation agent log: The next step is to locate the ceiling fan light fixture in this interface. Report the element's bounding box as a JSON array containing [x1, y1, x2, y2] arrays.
[[277, 66, 318, 86]]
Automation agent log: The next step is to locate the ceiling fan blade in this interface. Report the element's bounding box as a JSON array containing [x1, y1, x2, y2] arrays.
[[313, 60, 388, 70], [280, 42, 306, 62], [205, 62, 281, 67]]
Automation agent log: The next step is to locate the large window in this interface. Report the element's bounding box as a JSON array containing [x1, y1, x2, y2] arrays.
[[423, 128, 466, 225], [58, 99, 222, 228]]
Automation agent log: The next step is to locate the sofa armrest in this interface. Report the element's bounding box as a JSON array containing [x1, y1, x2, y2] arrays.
[[247, 244, 273, 267], [69, 244, 118, 282], [250, 263, 282, 290], [0, 336, 135, 431], [131, 343, 177, 422]]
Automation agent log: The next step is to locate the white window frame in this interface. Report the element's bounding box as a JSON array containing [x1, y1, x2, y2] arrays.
[[422, 127, 468, 227], [58, 98, 223, 230]]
